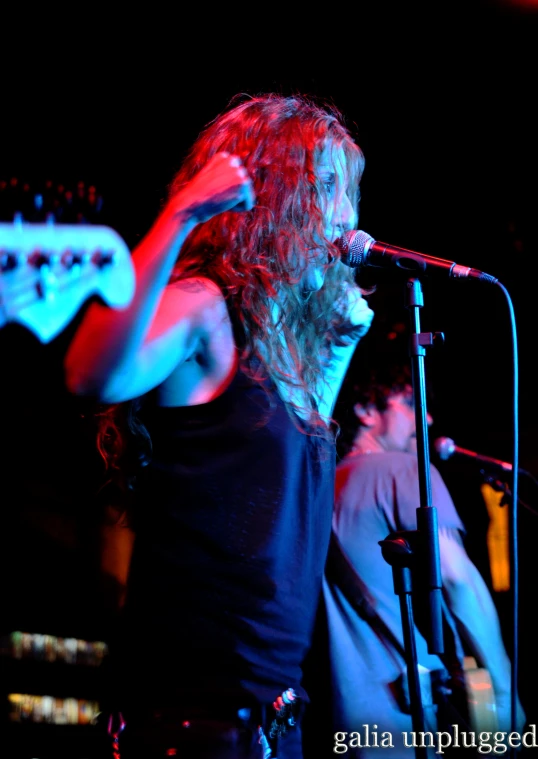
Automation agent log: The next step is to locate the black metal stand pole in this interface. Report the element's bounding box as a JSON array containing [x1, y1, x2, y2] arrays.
[[378, 277, 446, 758], [379, 532, 428, 759], [404, 277, 444, 656]]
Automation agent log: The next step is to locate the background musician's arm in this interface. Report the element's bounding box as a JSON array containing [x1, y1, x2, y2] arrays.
[[439, 526, 525, 732]]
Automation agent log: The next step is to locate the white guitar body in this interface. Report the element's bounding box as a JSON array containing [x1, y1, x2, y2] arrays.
[[0, 220, 135, 342], [463, 656, 498, 733]]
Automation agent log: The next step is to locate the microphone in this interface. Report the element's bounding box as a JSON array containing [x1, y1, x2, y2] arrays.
[[335, 230, 498, 284], [434, 437, 512, 472]]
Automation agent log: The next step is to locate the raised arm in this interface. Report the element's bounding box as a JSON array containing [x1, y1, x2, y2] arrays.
[[63, 153, 254, 402]]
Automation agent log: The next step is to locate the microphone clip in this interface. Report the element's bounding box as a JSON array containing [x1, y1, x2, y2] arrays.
[[410, 331, 445, 356]]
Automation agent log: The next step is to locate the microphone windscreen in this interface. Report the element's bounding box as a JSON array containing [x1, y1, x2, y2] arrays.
[[334, 230, 372, 267], [434, 437, 455, 460]]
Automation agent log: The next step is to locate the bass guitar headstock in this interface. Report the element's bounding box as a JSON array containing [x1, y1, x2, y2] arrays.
[[0, 177, 134, 342]]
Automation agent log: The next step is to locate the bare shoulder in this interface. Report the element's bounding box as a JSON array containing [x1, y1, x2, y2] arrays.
[[145, 276, 231, 355], [154, 275, 237, 405], [168, 275, 223, 296], [162, 276, 229, 322]]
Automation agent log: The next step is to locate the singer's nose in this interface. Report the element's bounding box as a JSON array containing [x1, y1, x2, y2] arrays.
[[333, 192, 355, 234]]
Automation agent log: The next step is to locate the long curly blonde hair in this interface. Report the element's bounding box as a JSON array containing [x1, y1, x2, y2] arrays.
[[97, 93, 366, 489], [170, 94, 364, 412]]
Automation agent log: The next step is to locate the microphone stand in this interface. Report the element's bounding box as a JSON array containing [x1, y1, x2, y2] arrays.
[[378, 278, 444, 759]]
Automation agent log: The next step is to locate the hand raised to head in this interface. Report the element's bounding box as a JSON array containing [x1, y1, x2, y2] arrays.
[[170, 151, 255, 225]]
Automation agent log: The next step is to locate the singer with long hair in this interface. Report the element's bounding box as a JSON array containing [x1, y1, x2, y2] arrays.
[[63, 92, 374, 758]]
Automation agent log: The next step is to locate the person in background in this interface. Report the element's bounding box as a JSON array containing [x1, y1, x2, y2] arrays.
[[317, 330, 525, 757], [63, 92, 374, 758]]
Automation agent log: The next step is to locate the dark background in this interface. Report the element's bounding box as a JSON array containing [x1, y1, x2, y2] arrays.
[[2, 0, 538, 748]]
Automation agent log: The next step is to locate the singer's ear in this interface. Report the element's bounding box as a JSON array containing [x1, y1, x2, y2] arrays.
[[353, 402, 377, 428]]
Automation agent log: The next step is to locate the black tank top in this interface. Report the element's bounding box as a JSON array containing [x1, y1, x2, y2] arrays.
[[113, 361, 336, 709]]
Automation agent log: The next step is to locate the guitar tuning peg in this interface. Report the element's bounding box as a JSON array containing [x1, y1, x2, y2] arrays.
[[91, 249, 116, 268], [61, 249, 89, 269], [29, 192, 50, 223], [28, 250, 53, 269], [0, 250, 18, 272]]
